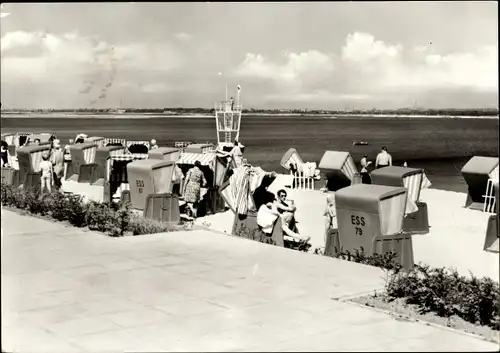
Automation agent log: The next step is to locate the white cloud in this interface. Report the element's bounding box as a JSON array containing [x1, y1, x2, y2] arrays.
[[234, 50, 335, 91], [342, 32, 402, 63], [173, 32, 192, 41], [234, 32, 497, 107]]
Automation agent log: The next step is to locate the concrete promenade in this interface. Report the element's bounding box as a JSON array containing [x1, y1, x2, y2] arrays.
[[2, 208, 498, 352]]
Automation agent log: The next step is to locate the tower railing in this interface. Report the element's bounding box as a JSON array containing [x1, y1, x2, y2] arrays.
[[215, 103, 242, 112]]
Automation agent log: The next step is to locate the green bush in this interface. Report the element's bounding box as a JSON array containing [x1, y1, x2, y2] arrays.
[[316, 244, 499, 329], [128, 213, 181, 235], [386, 264, 500, 329], [316, 245, 403, 272], [1, 183, 181, 237], [338, 247, 403, 272]]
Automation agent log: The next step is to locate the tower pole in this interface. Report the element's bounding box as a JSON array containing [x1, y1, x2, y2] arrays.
[[237, 81, 240, 106]]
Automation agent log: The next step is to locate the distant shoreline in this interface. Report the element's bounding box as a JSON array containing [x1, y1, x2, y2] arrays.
[[1, 112, 498, 120]]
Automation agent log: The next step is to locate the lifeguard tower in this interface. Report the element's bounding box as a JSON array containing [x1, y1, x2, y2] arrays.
[[214, 85, 242, 152]]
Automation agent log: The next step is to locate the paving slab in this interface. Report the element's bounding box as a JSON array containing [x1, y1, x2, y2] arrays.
[[2, 208, 498, 352]]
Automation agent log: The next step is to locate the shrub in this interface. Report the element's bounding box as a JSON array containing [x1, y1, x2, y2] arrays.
[[65, 193, 88, 228], [0, 183, 183, 237], [128, 213, 181, 235], [336, 246, 403, 273], [386, 264, 500, 329], [24, 188, 49, 216], [317, 244, 499, 329]]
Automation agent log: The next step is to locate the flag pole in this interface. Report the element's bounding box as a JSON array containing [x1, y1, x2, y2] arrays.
[[237, 80, 240, 106], [225, 82, 228, 103]]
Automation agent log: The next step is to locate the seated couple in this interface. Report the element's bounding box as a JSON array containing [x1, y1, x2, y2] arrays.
[[256, 189, 310, 243]]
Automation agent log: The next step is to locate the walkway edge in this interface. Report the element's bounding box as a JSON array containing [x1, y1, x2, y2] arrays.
[[343, 296, 499, 345]]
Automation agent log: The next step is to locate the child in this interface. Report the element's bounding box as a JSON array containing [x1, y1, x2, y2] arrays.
[[39, 153, 53, 193]]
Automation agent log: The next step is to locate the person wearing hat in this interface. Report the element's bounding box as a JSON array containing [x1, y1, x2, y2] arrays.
[[50, 139, 65, 190], [39, 152, 54, 193]]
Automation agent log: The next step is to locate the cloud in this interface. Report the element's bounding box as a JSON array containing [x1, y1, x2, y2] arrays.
[[341, 32, 402, 63], [1, 30, 184, 106], [235, 31, 497, 107], [173, 32, 192, 41], [234, 50, 335, 92]]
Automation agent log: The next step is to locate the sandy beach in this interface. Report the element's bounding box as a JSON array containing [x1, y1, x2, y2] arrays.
[[60, 172, 499, 282]]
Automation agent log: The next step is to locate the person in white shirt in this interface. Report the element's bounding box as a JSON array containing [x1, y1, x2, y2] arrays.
[[375, 147, 392, 169], [360, 155, 372, 184], [150, 139, 159, 150]]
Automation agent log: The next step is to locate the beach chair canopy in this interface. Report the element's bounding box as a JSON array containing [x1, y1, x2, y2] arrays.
[[461, 156, 499, 207], [69, 142, 98, 164], [75, 133, 88, 144], [127, 140, 150, 154], [319, 150, 358, 190], [106, 153, 149, 183], [17, 144, 52, 173], [176, 152, 220, 170], [85, 136, 105, 148], [104, 138, 127, 147], [185, 143, 215, 154], [335, 184, 408, 215], [370, 166, 425, 205], [29, 133, 55, 145], [176, 151, 229, 187], [280, 148, 304, 170], [148, 147, 181, 162], [1, 133, 14, 146], [461, 156, 499, 179]]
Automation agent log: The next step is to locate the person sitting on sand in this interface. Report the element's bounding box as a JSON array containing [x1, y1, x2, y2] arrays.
[[257, 194, 309, 242], [274, 189, 309, 242], [276, 189, 296, 216], [375, 146, 392, 169], [150, 139, 158, 150], [39, 152, 53, 193], [257, 200, 280, 235]]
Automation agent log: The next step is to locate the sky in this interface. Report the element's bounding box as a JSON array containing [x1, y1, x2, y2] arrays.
[[0, 2, 498, 110]]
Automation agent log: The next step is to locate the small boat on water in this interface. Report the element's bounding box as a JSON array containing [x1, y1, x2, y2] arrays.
[[352, 141, 369, 146]]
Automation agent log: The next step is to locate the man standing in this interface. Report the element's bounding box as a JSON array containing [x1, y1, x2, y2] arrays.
[[50, 139, 65, 191], [375, 147, 392, 169]]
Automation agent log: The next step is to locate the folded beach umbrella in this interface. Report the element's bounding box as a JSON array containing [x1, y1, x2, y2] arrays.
[[219, 165, 276, 215]]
